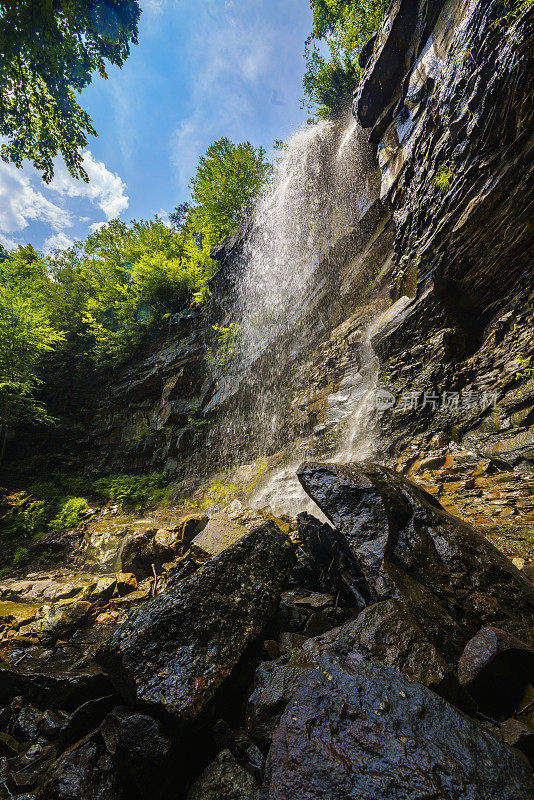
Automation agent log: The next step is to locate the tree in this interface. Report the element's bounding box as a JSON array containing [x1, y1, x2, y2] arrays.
[[0, 0, 141, 183], [189, 138, 271, 249], [0, 278, 63, 464], [304, 0, 388, 118]]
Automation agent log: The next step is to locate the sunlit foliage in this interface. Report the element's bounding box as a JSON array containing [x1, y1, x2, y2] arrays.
[[0, 0, 140, 182], [304, 0, 388, 118]]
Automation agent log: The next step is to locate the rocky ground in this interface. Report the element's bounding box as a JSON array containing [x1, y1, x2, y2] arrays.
[[0, 461, 533, 799]]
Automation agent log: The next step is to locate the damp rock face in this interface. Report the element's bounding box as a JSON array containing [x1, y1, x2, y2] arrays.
[[98, 523, 294, 721], [297, 461, 534, 657], [260, 654, 534, 800]]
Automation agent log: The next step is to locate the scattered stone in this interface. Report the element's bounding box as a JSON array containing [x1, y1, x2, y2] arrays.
[[458, 627, 534, 717], [0, 661, 113, 711], [60, 695, 117, 751], [501, 718, 534, 765], [114, 573, 138, 597], [187, 749, 259, 800], [261, 654, 534, 800], [98, 523, 294, 720], [22, 601, 92, 643]]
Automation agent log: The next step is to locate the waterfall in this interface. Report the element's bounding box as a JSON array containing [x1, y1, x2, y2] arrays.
[[209, 113, 394, 513]]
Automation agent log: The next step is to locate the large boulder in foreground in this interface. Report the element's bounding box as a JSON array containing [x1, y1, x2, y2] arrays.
[[297, 462, 534, 657], [260, 653, 534, 800], [247, 598, 462, 751], [98, 522, 294, 721]]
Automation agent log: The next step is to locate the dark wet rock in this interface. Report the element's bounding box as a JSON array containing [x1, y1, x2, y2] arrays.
[[501, 718, 534, 766], [35, 730, 123, 800], [260, 653, 534, 800], [23, 601, 92, 644], [101, 706, 172, 794], [294, 513, 370, 609], [303, 612, 332, 637], [10, 703, 42, 742], [118, 529, 159, 579], [59, 695, 117, 752], [0, 661, 113, 712], [458, 627, 534, 718], [187, 749, 259, 800], [212, 719, 264, 780], [247, 598, 465, 751], [98, 523, 294, 721], [38, 709, 70, 739], [297, 462, 534, 658]]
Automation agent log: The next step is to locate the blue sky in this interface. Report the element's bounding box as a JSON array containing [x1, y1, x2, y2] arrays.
[[0, 0, 312, 253]]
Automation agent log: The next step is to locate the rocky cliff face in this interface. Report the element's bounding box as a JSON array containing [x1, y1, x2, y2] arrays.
[[74, 0, 533, 558]]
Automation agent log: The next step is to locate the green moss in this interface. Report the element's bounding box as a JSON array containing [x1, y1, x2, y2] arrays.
[[434, 163, 454, 192]]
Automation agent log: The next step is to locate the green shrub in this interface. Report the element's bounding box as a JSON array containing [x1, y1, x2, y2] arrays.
[[90, 472, 171, 510], [49, 497, 89, 532], [13, 546, 29, 566]]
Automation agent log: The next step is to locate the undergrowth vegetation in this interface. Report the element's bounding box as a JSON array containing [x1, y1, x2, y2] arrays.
[[0, 471, 171, 568]]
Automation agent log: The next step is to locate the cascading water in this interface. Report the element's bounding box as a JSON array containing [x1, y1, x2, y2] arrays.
[[209, 113, 395, 512]]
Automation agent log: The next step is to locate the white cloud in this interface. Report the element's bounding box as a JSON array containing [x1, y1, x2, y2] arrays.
[[0, 233, 21, 250], [44, 232, 74, 253], [51, 150, 129, 219], [89, 221, 107, 233], [0, 162, 72, 236]]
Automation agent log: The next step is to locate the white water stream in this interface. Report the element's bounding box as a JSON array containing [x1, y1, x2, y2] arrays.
[[212, 114, 403, 514]]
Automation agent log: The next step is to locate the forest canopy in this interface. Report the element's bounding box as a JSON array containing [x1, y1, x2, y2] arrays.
[[0, 0, 141, 182]]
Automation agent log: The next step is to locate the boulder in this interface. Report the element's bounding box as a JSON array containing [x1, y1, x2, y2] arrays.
[[260, 653, 534, 800], [458, 627, 534, 718], [118, 528, 159, 579], [101, 706, 172, 794], [190, 501, 288, 561], [98, 523, 294, 721], [247, 599, 461, 751], [190, 513, 247, 561], [35, 730, 123, 800], [297, 462, 534, 659], [114, 573, 138, 597], [22, 601, 92, 643], [187, 749, 259, 800]]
